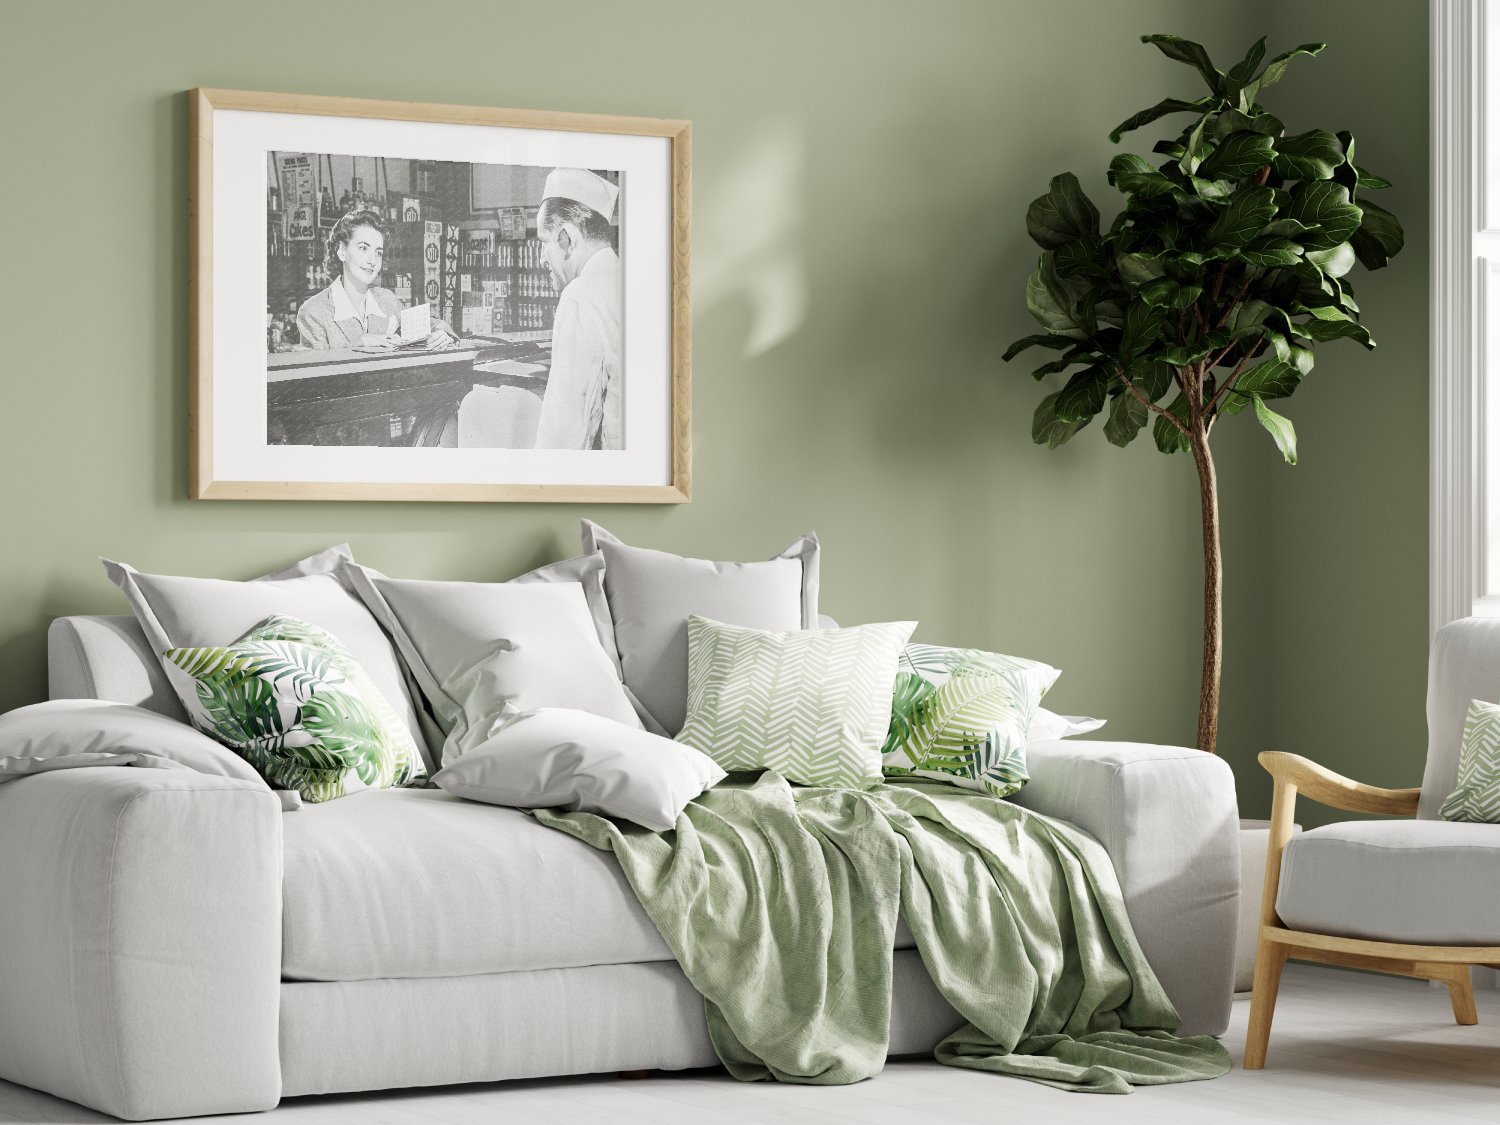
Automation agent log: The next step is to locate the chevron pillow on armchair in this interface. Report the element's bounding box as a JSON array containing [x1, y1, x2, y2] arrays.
[[674, 615, 916, 788], [1439, 698, 1500, 822]]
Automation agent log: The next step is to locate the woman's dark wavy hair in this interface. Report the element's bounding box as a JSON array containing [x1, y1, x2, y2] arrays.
[[325, 209, 389, 279]]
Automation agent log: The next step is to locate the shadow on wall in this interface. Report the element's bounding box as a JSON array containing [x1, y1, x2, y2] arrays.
[[695, 116, 809, 359]]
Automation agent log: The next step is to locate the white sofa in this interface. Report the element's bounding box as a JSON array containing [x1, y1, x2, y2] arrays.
[[0, 614, 1241, 1121]]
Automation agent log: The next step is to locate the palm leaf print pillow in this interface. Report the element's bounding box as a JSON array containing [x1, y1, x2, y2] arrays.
[[163, 614, 422, 802], [880, 643, 1060, 798]]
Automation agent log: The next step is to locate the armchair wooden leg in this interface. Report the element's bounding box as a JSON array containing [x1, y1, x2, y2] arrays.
[[1428, 965, 1479, 1026], [1243, 937, 1289, 1070]]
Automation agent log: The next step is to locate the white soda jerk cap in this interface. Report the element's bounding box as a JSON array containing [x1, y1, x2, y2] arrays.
[[541, 168, 619, 222]]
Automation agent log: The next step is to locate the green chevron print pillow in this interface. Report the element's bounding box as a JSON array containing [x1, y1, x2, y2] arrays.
[[881, 643, 1061, 798], [675, 615, 916, 788], [1439, 699, 1500, 822], [163, 614, 422, 803]]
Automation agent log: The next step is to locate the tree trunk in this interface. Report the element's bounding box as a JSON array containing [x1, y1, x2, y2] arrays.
[[1189, 428, 1222, 754]]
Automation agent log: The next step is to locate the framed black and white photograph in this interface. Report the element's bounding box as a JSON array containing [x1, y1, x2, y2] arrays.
[[189, 89, 690, 502]]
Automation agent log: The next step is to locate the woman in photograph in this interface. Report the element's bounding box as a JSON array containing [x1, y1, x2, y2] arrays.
[[296, 209, 456, 351]]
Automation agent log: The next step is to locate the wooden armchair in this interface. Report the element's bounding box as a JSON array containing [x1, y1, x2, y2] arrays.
[[1241, 750, 1497, 1068]]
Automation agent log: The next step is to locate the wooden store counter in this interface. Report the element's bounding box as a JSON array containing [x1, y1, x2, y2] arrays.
[[266, 341, 549, 447]]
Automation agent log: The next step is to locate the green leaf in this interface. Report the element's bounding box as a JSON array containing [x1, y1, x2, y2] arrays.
[[1131, 358, 1176, 401], [1178, 114, 1210, 176], [1301, 304, 1353, 323], [1272, 129, 1345, 181], [1054, 237, 1102, 277], [1032, 390, 1090, 448], [1241, 42, 1326, 107], [1139, 276, 1204, 309], [1054, 368, 1110, 422], [1117, 251, 1167, 287], [1238, 236, 1304, 267], [1160, 341, 1214, 366], [1024, 256, 1089, 339], [1198, 130, 1275, 180], [1269, 332, 1317, 373], [1109, 97, 1212, 144], [1108, 153, 1176, 197], [1001, 333, 1077, 363], [1212, 109, 1286, 140], [1304, 241, 1357, 277], [1026, 173, 1101, 250], [1264, 217, 1316, 237], [1350, 198, 1405, 270], [1030, 355, 1082, 378], [1228, 299, 1277, 339], [1105, 387, 1149, 447], [1299, 316, 1374, 348], [1206, 185, 1277, 247], [1142, 34, 1226, 95], [1356, 169, 1394, 190], [1221, 359, 1302, 416], [1152, 394, 1192, 453], [1288, 181, 1363, 249], [1253, 394, 1298, 464], [1119, 302, 1166, 363], [1189, 176, 1238, 202], [1225, 36, 1268, 92]]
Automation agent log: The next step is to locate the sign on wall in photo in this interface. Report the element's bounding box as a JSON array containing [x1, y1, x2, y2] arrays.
[[192, 89, 690, 503]]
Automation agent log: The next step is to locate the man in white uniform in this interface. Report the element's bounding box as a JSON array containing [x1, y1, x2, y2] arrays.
[[533, 168, 623, 450]]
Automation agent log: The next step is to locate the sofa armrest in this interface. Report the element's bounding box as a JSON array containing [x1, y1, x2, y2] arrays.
[[1009, 739, 1240, 1037], [0, 767, 282, 1120]]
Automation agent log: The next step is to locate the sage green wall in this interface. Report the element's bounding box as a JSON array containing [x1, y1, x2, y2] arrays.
[[3, 3, 1281, 775], [1244, 0, 1431, 826]]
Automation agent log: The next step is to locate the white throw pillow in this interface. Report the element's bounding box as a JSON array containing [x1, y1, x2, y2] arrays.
[[580, 520, 821, 736], [432, 706, 725, 831], [1028, 708, 1106, 742], [344, 559, 643, 768], [100, 546, 427, 768]]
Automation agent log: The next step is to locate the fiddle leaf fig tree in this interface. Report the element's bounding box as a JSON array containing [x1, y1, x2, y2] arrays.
[[1005, 34, 1404, 754]]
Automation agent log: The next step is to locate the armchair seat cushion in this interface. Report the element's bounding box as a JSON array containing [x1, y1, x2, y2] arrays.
[[1276, 820, 1500, 945]]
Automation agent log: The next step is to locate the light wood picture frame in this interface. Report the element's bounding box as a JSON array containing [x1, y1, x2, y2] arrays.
[[189, 88, 690, 503]]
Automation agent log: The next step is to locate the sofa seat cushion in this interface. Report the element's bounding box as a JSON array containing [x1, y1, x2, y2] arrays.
[[280, 787, 677, 981], [281, 786, 923, 982], [1276, 819, 1500, 945]]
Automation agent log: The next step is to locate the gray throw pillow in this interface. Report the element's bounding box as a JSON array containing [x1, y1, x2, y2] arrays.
[[101, 547, 427, 769], [433, 705, 725, 832], [580, 520, 820, 735], [343, 557, 642, 768], [0, 700, 304, 810], [0, 698, 268, 784]]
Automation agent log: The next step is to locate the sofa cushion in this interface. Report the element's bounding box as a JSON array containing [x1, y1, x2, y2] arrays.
[[281, 787, 921, 982], [1276, 819, 1500, 944], [676, 616, 916, 788], [580, 521, 820, 735], [281, 787, 674, 981], [101, 549, 426, 758], [344, 563, 642, 768], [164, 616, 423, 803]]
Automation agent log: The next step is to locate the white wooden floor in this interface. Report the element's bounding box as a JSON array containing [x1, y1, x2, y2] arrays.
[[3, 964, 1499, 1124]]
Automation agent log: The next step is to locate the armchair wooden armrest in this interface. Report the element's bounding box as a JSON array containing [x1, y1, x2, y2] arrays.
[[1258, 751, 1421, 816], [1254, 750, 1423, 936]]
